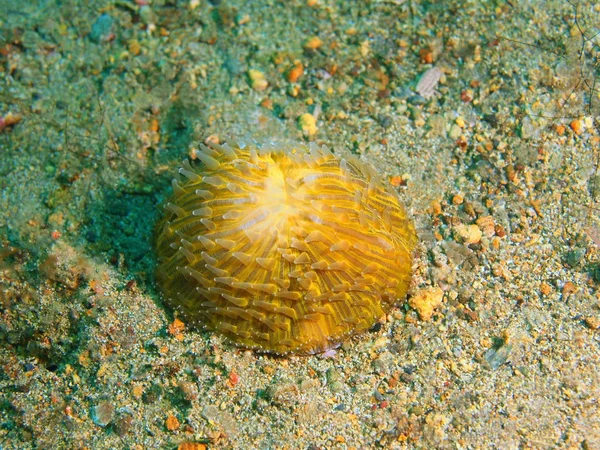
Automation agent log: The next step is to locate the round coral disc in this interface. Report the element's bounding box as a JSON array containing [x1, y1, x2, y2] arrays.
[[155, 140, 417, 354]]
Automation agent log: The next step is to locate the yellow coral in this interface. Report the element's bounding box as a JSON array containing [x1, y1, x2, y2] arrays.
[[155, 140, 416, 354]]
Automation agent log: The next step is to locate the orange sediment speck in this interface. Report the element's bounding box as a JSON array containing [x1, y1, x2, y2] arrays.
[[155, 140, 417, 354], [165, 414, 180, 431], [304, 36, 323, 50], [178, 443, 207, 450], [168, 318, 185, 335], [228, 369, 240, 387], [389, 175, 403, 187], [287, 63, 304, 83]]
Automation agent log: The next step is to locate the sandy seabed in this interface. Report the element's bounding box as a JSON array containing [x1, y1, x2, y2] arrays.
[[1, 0, 599, 448]]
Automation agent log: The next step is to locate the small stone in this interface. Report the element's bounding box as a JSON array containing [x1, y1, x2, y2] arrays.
[[326, 367, 340, 383], [494, 224, 507, 237], [570, 119, 583, 134], [372, 351, 394, 374], [409, 405, 424, 416], [449, 124, 462, 139], [564, 249, 585, 267], [454, 224, 482, 244], [168, 318, 185, 337], [166, 414, 180, 431], [419, 48, 434, 64], [248, 69, 268, 91], [521, 116, 535, 139], [415, 67, 442, 99], [427, 114, 446, 137], [562, 282, 577, 295], [540, 282, 552, 296], [115, 415, 133, 437], [287, 63, 304, 83], [132, 383, 144, 399], [178, 380, 198, 401], [0, 112, 22, 132], [128, 40, 142, 56], [236, 14, 250, 25], [584, 316, 600, 330], [304, 36, 323, 50], [326, 368, 343, 392], [476, 215, 495, 237], [587, 175, 600, 202], [483, 343, 512, 370], [139, 6, 157, 26], [228, 370, 240, 386], [92, 401, 114, 427], [451, 194, 464, 205], [460, 89, 473, 102], [409, 287, 444, 321], [298, 113, 317, 136], [178, 443, 207, 450], [89, 14, 114, 43]]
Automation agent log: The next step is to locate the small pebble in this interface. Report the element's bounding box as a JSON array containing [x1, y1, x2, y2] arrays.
[[415, 67, 442, 99], [115, 415, 133, 437], [304, 36, 323, 50], [298, 113, 317, 135], [454, 224, 482, 244], [564, 249, 585, 267], [476, 216, 495, 237], [248, 69, 268, 91], [540, 282, 553, 296], [483, 343, 512, 370], [521, 116, 535, 139], [89, 14, 114, 43], [0, 112, 22, 132], [287, 63, 304, 83], [570, 119, 583, 135], [92, 401, 114, 427], [452, 194, 464, 205], [178, 381, 198, 401], [409, 287, 444, 321], [179, 443, 207, 450], [166, 414, 180, 431], [584, 316, 600, 330]]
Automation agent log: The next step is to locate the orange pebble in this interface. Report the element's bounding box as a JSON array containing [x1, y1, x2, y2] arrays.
[[150, 118, 159, 133], [540, 282, 552, 296], [166, 415, 180, 431], [562, 282, 577, 295], [0, 112, 22, 132], [261, 98, 274, 110], [570, 119, 583, 135], [419, 48, 434, 64], [178, 443, 207, 450], [304, 36, 322, 50], [229, 370, 240, 386], [168, 318, 185, 336], [389, 175, 403, 187], [287, 63, 304, 83]]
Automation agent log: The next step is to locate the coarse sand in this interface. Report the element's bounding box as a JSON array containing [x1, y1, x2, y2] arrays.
[[1, 0, 599, 448]]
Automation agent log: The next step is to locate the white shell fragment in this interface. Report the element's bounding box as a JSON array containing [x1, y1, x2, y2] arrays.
[[416, 67, 443, 99]]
